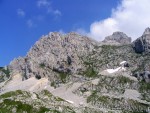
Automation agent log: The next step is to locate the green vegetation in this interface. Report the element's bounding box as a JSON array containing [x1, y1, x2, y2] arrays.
[[87, 90, 98, 103], [39, 63, 45, 68], [37, 107, 50, 113], [51, 81, 56, 87], [83, 66, 98, 78], [0, 90, 76, 113], [0, 99, 54, 113], [139, 82, 150, 102], [139, 82, 150, 92], [0, 90, 24, 98], [95, 75, 136, 94], [0, 99, 34, 113], [58, 72, 69, 83], [101, 45, 118, 50], [87, 91, 149, 112], [0, 67, 10, 78], [41, 90, 53, 97], [117, 76, 134, 84]]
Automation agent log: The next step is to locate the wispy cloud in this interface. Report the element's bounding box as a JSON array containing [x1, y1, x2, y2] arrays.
[[53, 10, 61, 16], [17, 9, 25, 17], [37, 0, 62, 17], [76, 28, 87, 36], [27, 19, 34, 28], [88, 0, 150, 41], [37, 0, 51, 8]]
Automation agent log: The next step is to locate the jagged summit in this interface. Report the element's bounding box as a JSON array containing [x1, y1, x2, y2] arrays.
[[143, 27, 150, 35], [132, 27, 150, 53], [103, 31, 131, 45], [9, 31, 97, 81]]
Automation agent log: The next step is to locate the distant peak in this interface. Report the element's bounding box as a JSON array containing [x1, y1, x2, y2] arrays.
[[143, 27, 150, 35], [112, 31, 126, 35], [103, 31, 131, 45]]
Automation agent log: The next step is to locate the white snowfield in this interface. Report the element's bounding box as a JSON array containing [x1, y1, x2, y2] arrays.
[[106, 67, 121, 74], [105, 61, 127, 74], [106, 67, 126, 74]]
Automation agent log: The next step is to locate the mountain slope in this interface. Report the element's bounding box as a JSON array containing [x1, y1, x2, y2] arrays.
[[0, 29, 150, 113]]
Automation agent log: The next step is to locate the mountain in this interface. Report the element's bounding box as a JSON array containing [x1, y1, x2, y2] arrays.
[[102, 31, 131, 45], [0, 28, 150, 113], [133, 27, 150, 53]]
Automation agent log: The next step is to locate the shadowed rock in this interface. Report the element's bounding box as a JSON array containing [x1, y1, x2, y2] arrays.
[[133, 27, 150, 53]]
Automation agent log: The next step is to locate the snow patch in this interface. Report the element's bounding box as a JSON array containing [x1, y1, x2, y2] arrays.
[[120, 61, 126, 65], [66, 100, 74, 104], [106, 67, 121, 74]]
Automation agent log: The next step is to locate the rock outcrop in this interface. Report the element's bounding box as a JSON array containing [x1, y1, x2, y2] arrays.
[[132, 27, 150, 53], [132, 71, 150, 83], [9, 32, 97, 82], [103, 32, 131, 45]]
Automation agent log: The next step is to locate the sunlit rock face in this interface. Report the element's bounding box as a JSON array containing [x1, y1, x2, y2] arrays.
[[103, 31, 131, 45], [9, 32, 97, 81]]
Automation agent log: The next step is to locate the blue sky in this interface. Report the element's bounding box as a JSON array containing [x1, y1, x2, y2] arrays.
[[0, 0, 120, 66], [1, 0, 150, 67]]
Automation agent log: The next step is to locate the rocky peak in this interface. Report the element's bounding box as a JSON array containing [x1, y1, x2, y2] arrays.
[[132, 27, 150, 53], [103, 31, 131, 45], [143, 27, 150, 35], [9, 32, 96, 81]]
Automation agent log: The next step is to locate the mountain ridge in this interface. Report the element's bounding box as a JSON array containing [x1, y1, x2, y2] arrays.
[[0, 28, 150, 113]]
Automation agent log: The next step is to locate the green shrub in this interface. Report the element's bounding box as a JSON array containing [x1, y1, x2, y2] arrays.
[[83, 66, 98, 78], [139, 82, 150, 92], [58, 72, 68, 83], [39, 63, 45, 68], [0, 67, 10, 78], [117, 76, 133, 84]]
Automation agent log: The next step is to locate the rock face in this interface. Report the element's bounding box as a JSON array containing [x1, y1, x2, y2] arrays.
[[132, 71, 150, 83], [132, 27, 150, 53], [103, 32, 131, 45], [9, 32, 97, 81]]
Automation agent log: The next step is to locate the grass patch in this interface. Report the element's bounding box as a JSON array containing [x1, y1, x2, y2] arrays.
[[139, 82, 150, 92], [117, 76, 134, 84], [1, 99, 34, 113], [58, 72, 68, 83], [39, 63, 45, 68], [83, 66, 98, 78], [0, 90, 24, 98]]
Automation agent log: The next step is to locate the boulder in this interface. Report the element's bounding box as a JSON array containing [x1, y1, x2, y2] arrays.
[[132, 71, 150, 83]]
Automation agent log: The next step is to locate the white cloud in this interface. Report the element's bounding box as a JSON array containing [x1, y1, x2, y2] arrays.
[[89, 0, 150, 41], [27, 19, 33, 28], [53, 10, 62, 16], [17, 9, 25, 17], [37, 0, 62, 16], [37, 0, 51, 8]]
